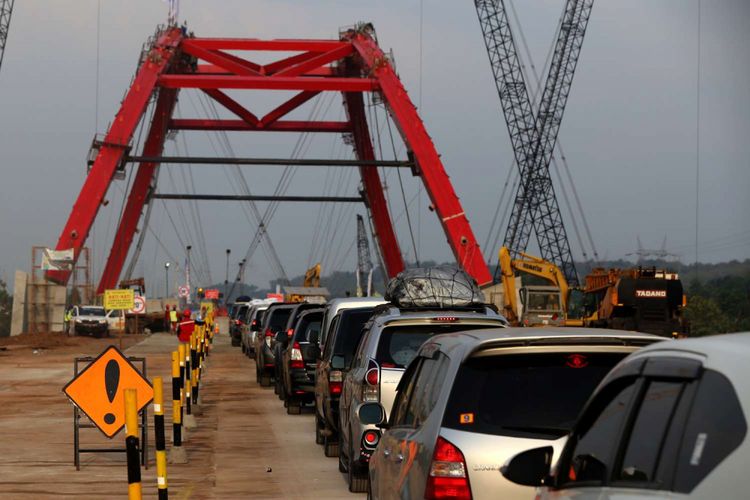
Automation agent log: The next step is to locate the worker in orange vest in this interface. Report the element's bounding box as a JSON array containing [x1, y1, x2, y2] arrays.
[[176, 309, 195, 343]]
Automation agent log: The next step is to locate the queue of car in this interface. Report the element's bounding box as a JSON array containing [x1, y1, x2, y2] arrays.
[[231, 268, 750, 499]]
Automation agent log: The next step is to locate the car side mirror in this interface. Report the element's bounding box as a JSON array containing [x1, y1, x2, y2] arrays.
[[358, 402, 385, 426], [501, 446, 554, 487]]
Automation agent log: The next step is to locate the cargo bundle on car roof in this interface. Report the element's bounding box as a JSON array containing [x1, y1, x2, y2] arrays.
[[384, 265, 485, 309]]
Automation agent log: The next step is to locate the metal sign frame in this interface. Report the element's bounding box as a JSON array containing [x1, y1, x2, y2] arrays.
[[71, 355, 148, 470]]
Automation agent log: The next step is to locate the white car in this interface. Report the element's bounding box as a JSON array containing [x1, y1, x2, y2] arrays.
[[502, 332, 750, 500], [71, 305, 110, 338]]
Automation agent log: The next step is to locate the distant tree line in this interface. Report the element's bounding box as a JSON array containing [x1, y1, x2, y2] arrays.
[[218, 258, 750, 339], [685, 274, 750, 336]]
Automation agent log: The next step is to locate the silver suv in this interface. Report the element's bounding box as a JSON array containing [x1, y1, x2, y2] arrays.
[[365, 327, 663, 500], [338, 305, 507, 493], [502, 332, 750, 500]]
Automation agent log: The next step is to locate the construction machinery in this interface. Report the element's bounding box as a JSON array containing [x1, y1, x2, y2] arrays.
[[485, 246, 572, 327], [582, 267, 688, 337], [117, 278, 173, 332], [284, 264, 328, 304]]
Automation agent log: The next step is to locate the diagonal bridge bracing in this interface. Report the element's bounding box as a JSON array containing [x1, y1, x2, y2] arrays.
[[47, 24, 493, 293]]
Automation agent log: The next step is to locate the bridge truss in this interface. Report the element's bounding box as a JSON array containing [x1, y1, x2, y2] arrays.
[[47, 24, 493, 293]]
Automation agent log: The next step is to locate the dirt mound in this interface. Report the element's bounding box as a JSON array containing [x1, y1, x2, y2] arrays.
[[0, 331, 76, 349]]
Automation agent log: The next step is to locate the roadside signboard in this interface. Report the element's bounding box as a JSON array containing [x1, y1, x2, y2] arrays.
[[130, 295, 146, 315], [204, 289, 219, 300], [63, 346, 153, 438], [104, 289, 135, 310], [266, 293, 284, 302], [178, 286, 189, 298]]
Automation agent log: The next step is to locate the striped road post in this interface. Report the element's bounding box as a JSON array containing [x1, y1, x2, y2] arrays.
[[124, 389, 142, 500], [153, 377, 169, 499], [168, 351, 187, 463]]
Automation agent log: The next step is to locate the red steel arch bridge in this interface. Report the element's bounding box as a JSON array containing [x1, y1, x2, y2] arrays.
[[46, 24, 493, 293]]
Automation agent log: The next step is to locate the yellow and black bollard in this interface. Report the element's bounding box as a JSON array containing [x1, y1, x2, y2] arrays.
[[124, 388, 142, 500], [153, 377, 169, 498], [169, 352, 187, 463], [184, 332, 199, 425]]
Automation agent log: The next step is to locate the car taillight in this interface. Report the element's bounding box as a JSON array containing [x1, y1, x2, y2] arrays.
[[287, 328, 294, 338], [434, 316, 458, 322], [290, 342, 304, 369], [264, 329, 273, 348], [425, 436, 471, 500], [365, 367, 379, 386], [361, 429, 380, 449], [329, 370, 342, 395], [362, 359, 380, 402], [235, 319, 241, 325]]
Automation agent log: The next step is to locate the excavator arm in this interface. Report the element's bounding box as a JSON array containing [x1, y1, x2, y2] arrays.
[[498, 247, 519, 323]]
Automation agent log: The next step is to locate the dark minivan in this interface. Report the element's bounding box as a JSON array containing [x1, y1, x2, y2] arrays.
[[279, 308, 324, 414], [254, 303, 295, 386]]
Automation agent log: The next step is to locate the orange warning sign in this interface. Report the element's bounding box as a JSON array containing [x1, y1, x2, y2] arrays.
[[63, 346, 153, 438]]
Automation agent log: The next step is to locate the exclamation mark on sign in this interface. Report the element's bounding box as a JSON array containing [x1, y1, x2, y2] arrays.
[[103, 359, 120, 425]]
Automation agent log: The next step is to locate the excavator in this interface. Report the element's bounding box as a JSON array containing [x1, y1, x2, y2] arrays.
[[485, 247, 576, 327], [285, 263, 327, 303]]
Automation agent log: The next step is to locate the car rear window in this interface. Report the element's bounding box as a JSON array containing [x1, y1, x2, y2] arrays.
[[442, 352, 627, 439], [235, 305, 249, 320], [376, 324, 492, 369], [294, 313, 323, 344], [332, 308, 375, 369], [267, 308, 293, 333]]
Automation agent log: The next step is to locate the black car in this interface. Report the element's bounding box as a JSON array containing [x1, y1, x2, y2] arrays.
[[254, 303, 296, 386], [314, 306, 377, 456], [230, 302, 251, 347], [273, 303, 325, 398], [279, 308, 324, 414]]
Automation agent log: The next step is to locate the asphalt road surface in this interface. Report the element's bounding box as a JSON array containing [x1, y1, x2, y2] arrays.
[[0, 321, 364, 499]]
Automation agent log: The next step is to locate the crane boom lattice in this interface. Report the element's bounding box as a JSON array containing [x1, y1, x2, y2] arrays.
[[475, 0, 594, 287], [0, 0, 14, 74]]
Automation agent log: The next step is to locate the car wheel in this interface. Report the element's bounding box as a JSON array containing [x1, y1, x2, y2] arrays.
[[231, 337, 240, 347], [241, 343, 246, 354], [287, 400, 301, 415], [367, 479, 374, 500], [348, 440, 368, 493], [315, 414, 324, 445], [324, 434, 339, 458], [260, 374, 271, 387]]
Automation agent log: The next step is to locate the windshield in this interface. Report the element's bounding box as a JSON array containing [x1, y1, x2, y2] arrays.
[[442, 352, 627, 439], [332, 308, 375, 369], [79, 307, 106, 317], [525, 291, 562, 312], [376, 323, 491, 369]]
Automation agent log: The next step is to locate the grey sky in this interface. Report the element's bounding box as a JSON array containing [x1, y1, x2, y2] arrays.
[[0, 1, 747, 294]]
